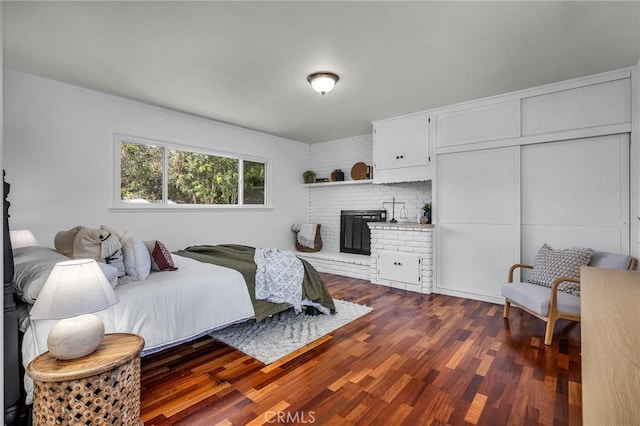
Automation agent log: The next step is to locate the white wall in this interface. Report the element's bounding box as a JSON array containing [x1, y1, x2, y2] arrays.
[[633, 66, 640, 257], [3, 70, 310, 251], [308, 134, 432, 252]]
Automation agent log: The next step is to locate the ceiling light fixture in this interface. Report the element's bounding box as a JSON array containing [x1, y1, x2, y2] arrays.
[[307, 71, 339, 96]]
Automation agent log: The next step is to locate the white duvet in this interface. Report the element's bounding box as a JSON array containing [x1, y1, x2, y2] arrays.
[[22, 254, 255, 403]]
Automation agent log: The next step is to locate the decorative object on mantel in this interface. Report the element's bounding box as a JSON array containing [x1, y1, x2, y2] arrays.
[[350, 162, 368, 180], [330, 169, 345, 182], [383, 197, 405, 223], [303, 170, 316, 184], [417, 210, 426, 224], [421, 202, 432, 224], [399, 206, 408, 221], [315, 178, 330, 183], [292, 224, 322, 252]]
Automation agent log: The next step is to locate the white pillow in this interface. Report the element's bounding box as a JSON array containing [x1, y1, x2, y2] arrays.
[[13, 246, 70, 304], [97, 262, 119, 288], [13, 247, 119, 303], [121, 231, 151, 281]]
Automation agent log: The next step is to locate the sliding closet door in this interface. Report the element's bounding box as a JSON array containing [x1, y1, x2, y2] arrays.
[[521, 134, 630, 262], [436, 147, 520, 303]]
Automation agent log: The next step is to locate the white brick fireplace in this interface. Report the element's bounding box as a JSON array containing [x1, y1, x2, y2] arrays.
[[297, 134, 433, 286], [368, 222, 434, 294]]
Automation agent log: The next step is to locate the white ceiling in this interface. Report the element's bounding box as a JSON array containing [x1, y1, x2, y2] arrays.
[[4, 1, 640, 144]]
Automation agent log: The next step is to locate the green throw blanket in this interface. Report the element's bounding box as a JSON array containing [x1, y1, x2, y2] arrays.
[[175, 244, 335, 322]]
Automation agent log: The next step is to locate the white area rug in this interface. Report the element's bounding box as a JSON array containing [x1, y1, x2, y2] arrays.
[[210, 299, 373, 364]]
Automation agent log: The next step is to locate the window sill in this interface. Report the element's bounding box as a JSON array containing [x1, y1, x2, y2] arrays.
[[109, 205, 274, 213]]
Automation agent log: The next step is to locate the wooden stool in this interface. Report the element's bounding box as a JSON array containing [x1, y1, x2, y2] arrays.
[[27, 333, 145, 426]]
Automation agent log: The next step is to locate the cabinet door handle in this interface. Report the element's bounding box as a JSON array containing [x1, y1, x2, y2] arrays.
[[395, 155, 404, 160], [393, 261, 402, 266]]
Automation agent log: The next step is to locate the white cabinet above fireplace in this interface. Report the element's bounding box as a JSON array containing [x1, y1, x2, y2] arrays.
[[372, 112, 432, 184]]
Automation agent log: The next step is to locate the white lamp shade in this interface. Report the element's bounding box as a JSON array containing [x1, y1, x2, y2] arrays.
[[30, 259, 119, 320], [10, 230, 38, 248]]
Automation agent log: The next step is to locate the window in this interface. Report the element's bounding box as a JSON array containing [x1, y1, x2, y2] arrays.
[[117, 136, 268, 208]]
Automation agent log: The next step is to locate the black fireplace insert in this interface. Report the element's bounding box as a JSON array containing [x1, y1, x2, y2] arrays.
[[340, 210, 387, 255]]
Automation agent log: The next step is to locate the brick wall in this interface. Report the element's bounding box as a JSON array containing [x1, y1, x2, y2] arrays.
[[368, 223, 434, 294], [308, 134, 432, 253], [297, 252, 371, 280], [308, 134, 373, 181]]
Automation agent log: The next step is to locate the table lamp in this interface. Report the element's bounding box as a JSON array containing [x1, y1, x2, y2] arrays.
[[9, 229, 38, 248], [29, 259, 120, 360]]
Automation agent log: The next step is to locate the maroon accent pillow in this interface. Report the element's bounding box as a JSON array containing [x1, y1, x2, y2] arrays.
[[143, 240, 177, 271]]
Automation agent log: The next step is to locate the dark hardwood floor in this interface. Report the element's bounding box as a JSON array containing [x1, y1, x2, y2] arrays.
[[140, 273, 582, 425]]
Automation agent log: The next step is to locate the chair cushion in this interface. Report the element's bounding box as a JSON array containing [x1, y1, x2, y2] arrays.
[[527, 244, 593, 289], [502, 282, 581, 317], [589, 251, 633, 270]]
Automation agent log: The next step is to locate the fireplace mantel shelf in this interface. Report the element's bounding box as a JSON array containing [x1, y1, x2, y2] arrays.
[[368, 222, 435, 230], [303, 180, 373, 188]]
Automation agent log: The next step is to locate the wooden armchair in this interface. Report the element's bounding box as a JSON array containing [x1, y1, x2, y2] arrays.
[[502, 251, 637, 345]]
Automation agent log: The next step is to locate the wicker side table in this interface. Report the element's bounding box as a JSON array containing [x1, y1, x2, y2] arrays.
[[27, 333, 145, 426]]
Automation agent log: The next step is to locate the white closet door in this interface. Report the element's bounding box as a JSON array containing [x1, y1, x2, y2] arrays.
[[521, 134, 630, 263], [436, 147, 520, 303]]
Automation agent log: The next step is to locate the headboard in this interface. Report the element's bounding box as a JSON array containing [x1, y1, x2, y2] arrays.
[[4, 170, 21, 423]]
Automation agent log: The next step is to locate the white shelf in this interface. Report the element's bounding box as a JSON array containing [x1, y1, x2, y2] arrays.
[[303, 180, 374, 188]]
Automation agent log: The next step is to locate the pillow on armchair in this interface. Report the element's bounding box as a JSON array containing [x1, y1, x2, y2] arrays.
[[527, 244, 594, 295]]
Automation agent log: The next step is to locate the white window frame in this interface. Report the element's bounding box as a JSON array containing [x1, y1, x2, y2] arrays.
[[112, 134, 272, 211]]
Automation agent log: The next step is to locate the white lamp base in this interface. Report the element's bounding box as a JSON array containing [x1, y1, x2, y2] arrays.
[[47, 314, 106, 360]]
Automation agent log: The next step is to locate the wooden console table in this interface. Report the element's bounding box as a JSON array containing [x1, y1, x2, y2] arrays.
[[27, 333, 145, 426], [581, 267, 640, 424]]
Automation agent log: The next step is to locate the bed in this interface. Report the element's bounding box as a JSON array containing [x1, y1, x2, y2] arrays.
[[4, 183, 334, 412], [12, 244, 334, 406], [13, 245, 334, 406]]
